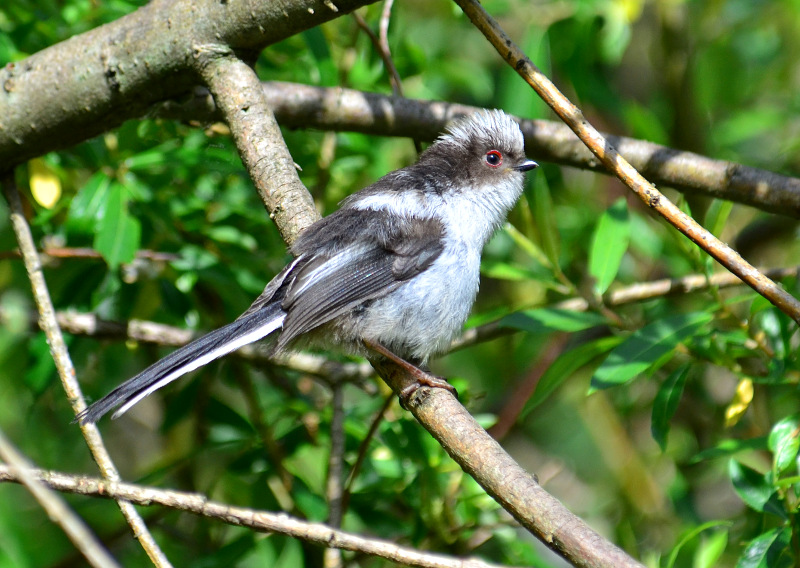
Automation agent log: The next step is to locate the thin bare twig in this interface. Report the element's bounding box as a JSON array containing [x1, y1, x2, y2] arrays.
[[453, 0, 800, 326], [324, 384, 346, 568], [0, 246, 179, 262], [0, 430, 120, 568], [352, 7, 404, 96], [0, 466, 514, 568], [378, 0, 395, 66], [343, 393, 393, 511], [1, 175, 172, 568]]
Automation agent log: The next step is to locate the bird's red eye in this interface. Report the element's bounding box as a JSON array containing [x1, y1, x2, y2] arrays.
[[484, 150, 503, 167]]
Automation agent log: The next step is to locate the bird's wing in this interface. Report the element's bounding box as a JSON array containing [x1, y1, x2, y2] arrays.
[[277, 210, 445, 347]]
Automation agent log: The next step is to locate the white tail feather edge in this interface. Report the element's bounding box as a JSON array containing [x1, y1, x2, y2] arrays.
[[111, 314, 286, 419]]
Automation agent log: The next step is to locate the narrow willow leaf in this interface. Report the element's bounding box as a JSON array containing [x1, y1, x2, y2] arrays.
[[591, 312, 712, 391], [651, 364, 690, 450], [503, 222, 551, 269], [529, 175, 561, 272], [690, 437, 767, 464], [499, 308, 606, 334], [694, 528, 729, 568], [588, 197, 629, 295], [706, 198, 734, 237], [665, 521, 731, 568], [523, 336, 623, 415]]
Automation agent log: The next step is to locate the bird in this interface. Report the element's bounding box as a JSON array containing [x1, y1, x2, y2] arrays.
[[76, 109, 537, 424]]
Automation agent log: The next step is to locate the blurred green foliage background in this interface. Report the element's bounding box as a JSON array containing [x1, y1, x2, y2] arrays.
[[1, 0, 800, 566]]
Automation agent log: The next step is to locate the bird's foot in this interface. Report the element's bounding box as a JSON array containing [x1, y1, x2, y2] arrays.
[[362, 338, 458, 408]]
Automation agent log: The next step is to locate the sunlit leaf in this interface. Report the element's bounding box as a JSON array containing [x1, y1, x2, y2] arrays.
[[591, 312, 712, 391], [768, 415, 800, 475], [588, 197, 630, 295], [724, 378, 754, 428], [28, 158, 61, 209], [499, 308, 606, 334]]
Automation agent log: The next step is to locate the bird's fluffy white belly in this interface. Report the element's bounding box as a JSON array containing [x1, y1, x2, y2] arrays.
[[360, 248, 480, 362]]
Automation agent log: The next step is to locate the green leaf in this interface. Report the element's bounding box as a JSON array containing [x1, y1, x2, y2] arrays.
[[93, 182, 141, 270], [503, 223, 552, 270], [736, 526, 793, 568], [665, 521, 731, 568], [651, 364, 690, 450], [729, 460, 785, 518], [705, 198, 734, 237], [695, 528, 729, 568], [768, 415, 800, 475], [481, 260, 542, 281], [499, 308, 606, 334], [522, 336, 623, 415], [588, 197, 630, 295], [591, 312, 712, 391], [529, 175, 561, 271], [206, 225, 258, 251], [690, 437, 767, 464], [66, 171, 111, 234]]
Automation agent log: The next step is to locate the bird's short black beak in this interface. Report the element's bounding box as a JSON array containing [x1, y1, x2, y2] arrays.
[[514, 160, 538, 172]]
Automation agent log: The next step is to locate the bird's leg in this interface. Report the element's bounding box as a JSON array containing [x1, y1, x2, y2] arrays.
[[362, 338, 457, 406]]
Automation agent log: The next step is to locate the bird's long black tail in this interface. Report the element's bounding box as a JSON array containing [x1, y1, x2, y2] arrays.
[[76, 302, 285, 424]]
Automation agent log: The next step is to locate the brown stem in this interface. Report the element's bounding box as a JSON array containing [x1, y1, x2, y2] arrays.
[[453, 0, 800, 326]]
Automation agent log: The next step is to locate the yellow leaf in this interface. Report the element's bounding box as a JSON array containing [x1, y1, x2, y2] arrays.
[[29, 158, 61, 209], [724, 378, 754, 428]]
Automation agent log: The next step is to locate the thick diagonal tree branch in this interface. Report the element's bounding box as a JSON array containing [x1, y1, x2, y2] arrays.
[[194, 51, 320, 244], [192, 45, 641, 566], [0, 0, 377, 171], [372, 360, 644, 568]]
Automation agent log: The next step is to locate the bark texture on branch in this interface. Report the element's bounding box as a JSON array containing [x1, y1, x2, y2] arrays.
[[0, 0, 376, 169], [160, 82, 800, 218], [371, 360, 645, 568]]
